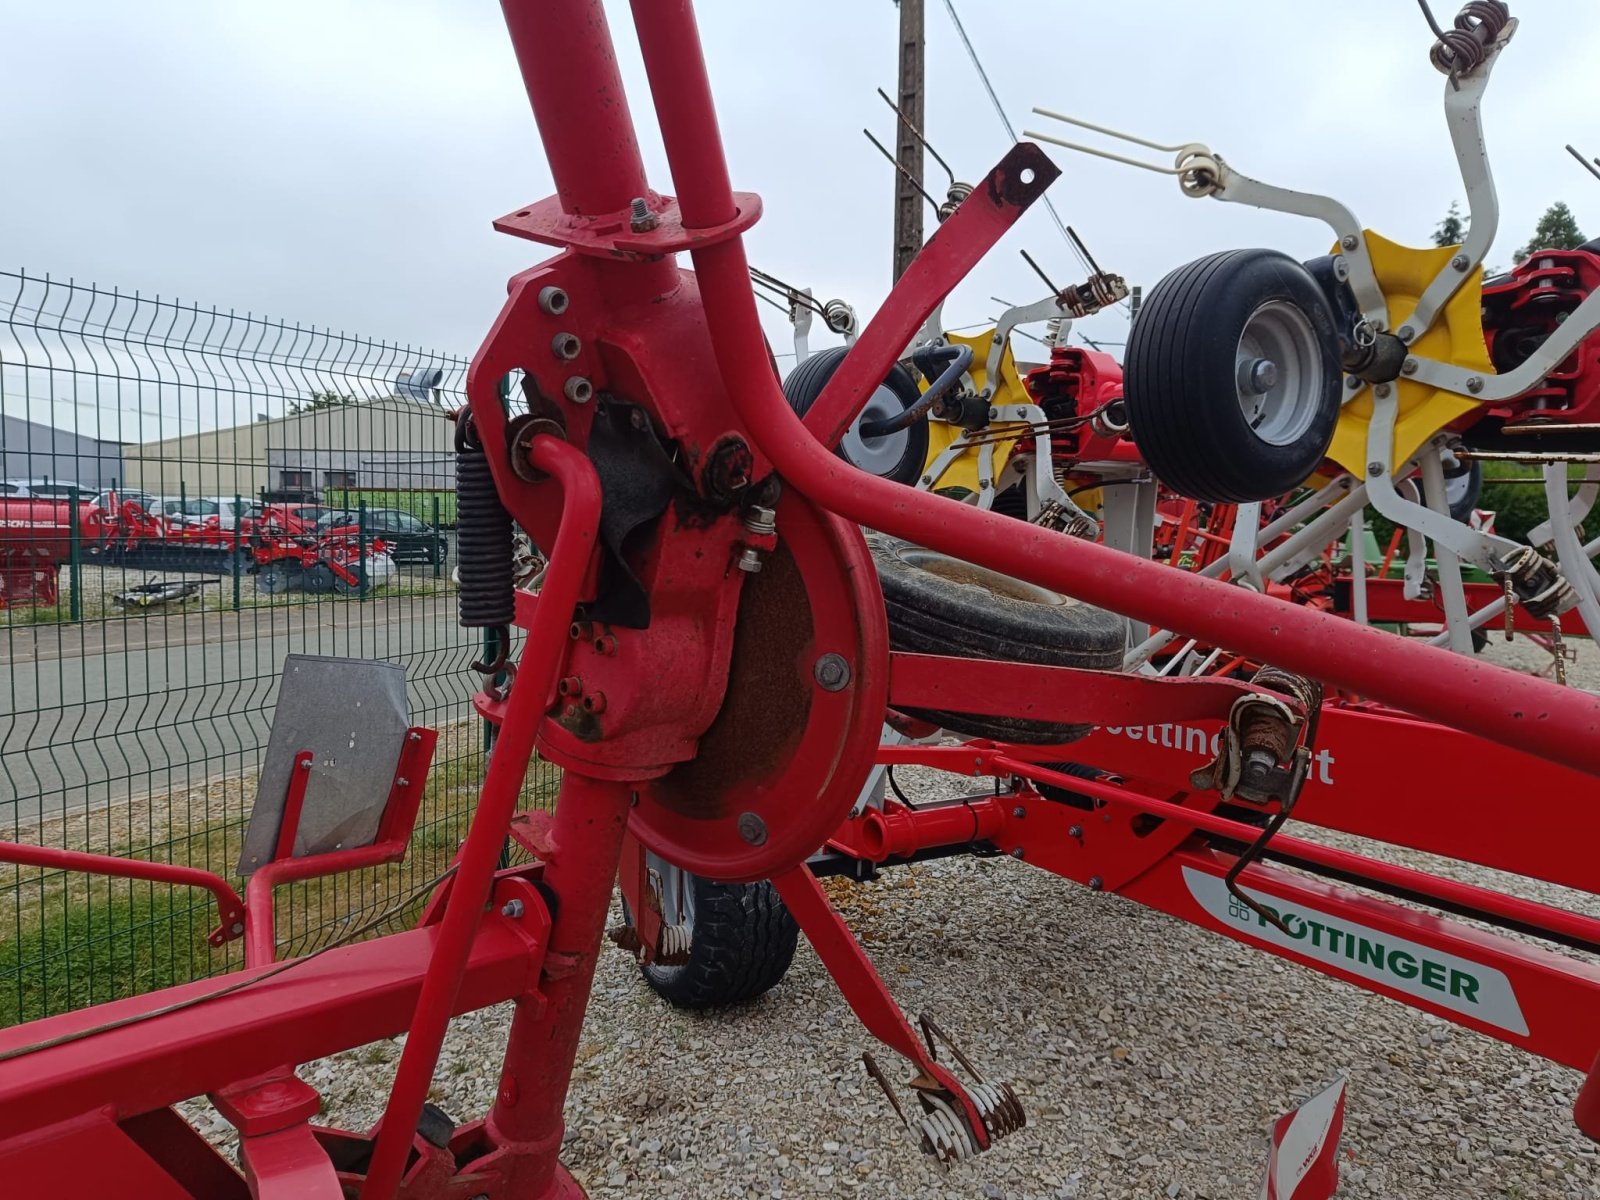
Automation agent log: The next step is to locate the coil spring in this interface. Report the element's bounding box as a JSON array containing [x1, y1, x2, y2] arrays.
[[917, 1093, 980, 1164], [937, 181, 974, 223], [969, 1081, 1026, 1141], [655, 922, 692, 966], [1429, 1, 1510, 75], [511, 526, 547, 591], [821, 298, 856, 335], [1500, 544, 1577, 619], [455, 416, 516, 629]]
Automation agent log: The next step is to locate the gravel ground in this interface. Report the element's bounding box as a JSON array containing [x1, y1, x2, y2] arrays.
[[180, 641, 1600, 1198]]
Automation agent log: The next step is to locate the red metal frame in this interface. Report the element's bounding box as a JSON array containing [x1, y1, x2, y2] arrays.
[[2, 1, 1598, 1195]]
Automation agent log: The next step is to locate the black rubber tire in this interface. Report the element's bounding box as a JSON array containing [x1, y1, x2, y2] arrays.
[[1444, 457, 1482, 523], [783, 346, 929, 487], [1124, 248, 1343, 503], [868, 532, 1124, 743], [639, 875, 800, 1009]]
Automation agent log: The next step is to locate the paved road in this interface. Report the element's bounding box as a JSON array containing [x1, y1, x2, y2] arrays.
[[0, 591, 483, 827]]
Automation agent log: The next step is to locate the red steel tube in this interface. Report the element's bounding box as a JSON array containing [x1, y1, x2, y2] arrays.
[[499, 0, 650, 219], [0, 840, 244, 936], [625, 0, 1600, 780], [242, 840, 408, 969], [485, 772, 636, 1196], [994, 756, 1600, 951], [360, 437, 600, 1200], [857, 799, 1005, 861]]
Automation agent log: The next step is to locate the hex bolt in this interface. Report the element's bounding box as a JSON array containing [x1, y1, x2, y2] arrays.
[[501, 899, 525, 919], [920, 474, 932, 485], [1011, 806, 1026, 819], [551, 332, 582, 361], [231, 921, 245, 935], [1068, 825, 1084, 839], [396, 778, 409, 788], [299, 759, 312, 771], [557, 676, 583, 697], [737, 811, 768, 846], [1401, 358, 1419, 376], [1088, 876, 1104, 891], [1396, 325, 1415, 343], [978, 478, 992, 490], [1374, 383, 1392, 399], [1010, 847, 1026, 860], [563, 703, 580, 720], [1451, 253, 1470, 271], [813, 652, 852, 692], [582, 691, 607, 714], [988, 408, 1000, 420], [743, 505, 777, 536], [536, 286, 569, 316], [407, 731, 422, 743], [1466, 376, 1485, 394], [1341, 234, 1359, 251], [1346, 375, 1364, 390], [563, 376, 593, 404], [629, 196, 659, 233], [1367, 461, 1385, 478], [736, 547, 763, 574]]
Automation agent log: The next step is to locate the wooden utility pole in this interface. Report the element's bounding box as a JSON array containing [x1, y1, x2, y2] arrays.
[[891, 0, 925, 282]]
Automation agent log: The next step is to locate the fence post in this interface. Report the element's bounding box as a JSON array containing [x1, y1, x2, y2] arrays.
[[67, 486, 82, 623], [358, 500, 369, 601], [432, 496, 442, 580], [232, 493, 243, 611]]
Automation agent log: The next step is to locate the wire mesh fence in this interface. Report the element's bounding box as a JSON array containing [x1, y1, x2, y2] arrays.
[[0, 268, 555, 1025]]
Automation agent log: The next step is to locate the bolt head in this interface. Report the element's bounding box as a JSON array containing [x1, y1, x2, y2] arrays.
[[1401, 358, 1418, 376], [1341, 234, 1359, 251], [1068, 825, 1083, 838], [737, 811, 769, 846], [501, 899, 525, 919], [1367, 461, 1385, 478], [1397, 325, 1415, 343], [1374, 383, 1392, 399], [1011, 805, 1026, 818], [1245, 357, 1278, 394], [737, 547, 763, 574], [1346, 375, 1364, 390], [536, 286, 569, 316], [1088, 876, 1104, 891], [1451, 253, 1470, 271], [563, 376, 593, 404], [1466, 376, 1485, 394], [1332, 255, 1350, 282], [1010, 847, 1025, 860], [813, 652, 852, 691]]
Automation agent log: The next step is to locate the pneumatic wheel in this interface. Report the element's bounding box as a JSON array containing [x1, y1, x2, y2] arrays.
[[629, 870, 800, 1009], [868, 533, 1125, 744], [784, 345, 929, 486], [1124, 248, 1342, 502]]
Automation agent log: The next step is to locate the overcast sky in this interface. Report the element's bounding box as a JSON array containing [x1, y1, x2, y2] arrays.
[[4, 0, 1599, 367]]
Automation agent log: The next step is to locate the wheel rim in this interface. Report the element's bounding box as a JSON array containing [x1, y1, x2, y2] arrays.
[[1234, 299, 1326, 447], [839, 383, 912, 476]]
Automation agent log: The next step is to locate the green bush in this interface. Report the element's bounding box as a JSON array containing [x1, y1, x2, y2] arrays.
[[327, 489, 456, 527], [1364, 461, 1577, 552]]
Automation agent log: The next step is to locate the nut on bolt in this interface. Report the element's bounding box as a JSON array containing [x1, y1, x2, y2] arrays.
[[563, 376, 593, 404], [629, 196, 659, 233], [1466, 376, 1485, 394], [813, 652, 852, 691], [1341, 234, 1359, 251], [737, 811, 768, 846], [736, 547, 763, 574], [501, 899, 525, 919]]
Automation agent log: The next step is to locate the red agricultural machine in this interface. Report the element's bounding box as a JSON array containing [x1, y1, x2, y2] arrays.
[[0, 2, 1598, 1198]]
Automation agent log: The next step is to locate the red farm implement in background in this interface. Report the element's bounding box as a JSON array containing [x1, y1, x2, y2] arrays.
[[0, 496, 73, 607], [0, 2, 1596, 1198]]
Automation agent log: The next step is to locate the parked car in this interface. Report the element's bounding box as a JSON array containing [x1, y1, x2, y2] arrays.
[[316, 507, 447, 565], [2, 478, 90, 499], [258, 503, 334, 535]]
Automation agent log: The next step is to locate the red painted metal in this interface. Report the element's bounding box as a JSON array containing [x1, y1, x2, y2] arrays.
[[770, 864, 991, 1151], [360, 436, 600, 1200], [889, 651, 1256, 727], [244, 729, 439, 968], [0, 839, 245, 948], [833, 796, 1006, 862], [1339, 575, 1593, 637], [623, 0, 1600, 778], [272, 750, 315, 861], [1577, 1054, 1600, 1141]]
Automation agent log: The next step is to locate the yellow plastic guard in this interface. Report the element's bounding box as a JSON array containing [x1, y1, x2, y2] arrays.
[[1324, 231, 1491, 477], [921, 328, 1030, 493]]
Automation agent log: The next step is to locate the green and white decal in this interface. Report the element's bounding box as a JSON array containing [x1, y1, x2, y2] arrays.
[[1182, 867, 1528, 1035]]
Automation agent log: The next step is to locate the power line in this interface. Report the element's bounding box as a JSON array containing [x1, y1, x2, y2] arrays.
[[936, 0, 1131, 316]]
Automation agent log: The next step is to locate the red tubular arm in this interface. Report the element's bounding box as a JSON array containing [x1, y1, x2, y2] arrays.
[[624, 0, 1600, 781]]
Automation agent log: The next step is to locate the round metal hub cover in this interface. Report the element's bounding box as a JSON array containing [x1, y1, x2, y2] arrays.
[[632, 492, 888, 882]]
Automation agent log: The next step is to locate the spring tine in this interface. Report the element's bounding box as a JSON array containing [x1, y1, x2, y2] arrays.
[[862, 128, 941, 213], [876, 86, 957, 187], [917, 1014, 939, 1063], [918, 1014, 986, 1084], [1066, 226, 1105, 278], [862, 1052, 911, 1128], [1565, 144, 1600, 185], [1030, 106, 1197, 154], [1019, 248, 1063, 297]]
